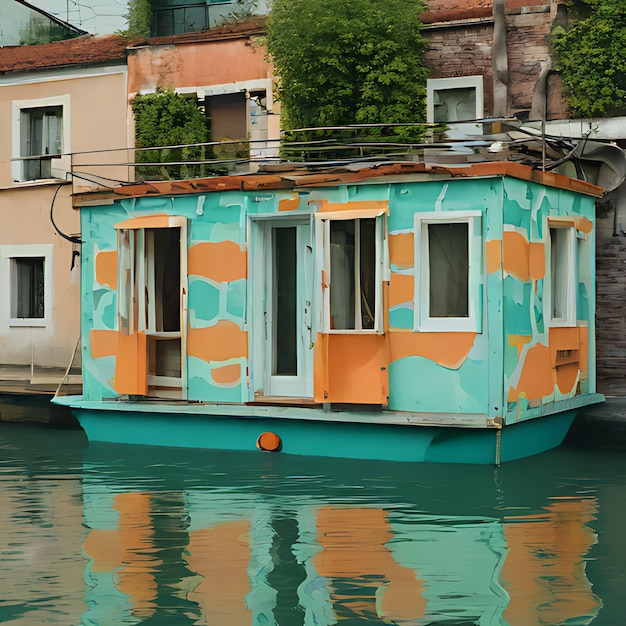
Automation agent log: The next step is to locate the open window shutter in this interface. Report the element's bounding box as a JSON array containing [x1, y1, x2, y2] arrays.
[[313, 211, 389, 405]]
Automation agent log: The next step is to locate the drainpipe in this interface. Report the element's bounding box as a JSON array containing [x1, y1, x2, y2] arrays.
[[492, 0, 509, 118]]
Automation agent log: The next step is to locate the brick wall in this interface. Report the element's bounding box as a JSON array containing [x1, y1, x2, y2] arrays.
[[422, 1, 569, 120]]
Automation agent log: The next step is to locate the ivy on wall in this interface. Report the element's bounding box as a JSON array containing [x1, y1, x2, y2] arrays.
[[132, 87, 211, 179], [266, 0, 429, 138], [552, 0, 626, 118]]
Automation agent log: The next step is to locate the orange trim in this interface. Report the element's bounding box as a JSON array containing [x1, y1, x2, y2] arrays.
[[95, 249, 118, 289], [114, 213, 175, 230], [188, 241, 247, 282], [90, 329, 118, 359], [314, 199, 389, 213], [389, 331, 477, 370]]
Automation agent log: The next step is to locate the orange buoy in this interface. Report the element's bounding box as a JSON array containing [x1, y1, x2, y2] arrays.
[[256, 431, 282, 452]]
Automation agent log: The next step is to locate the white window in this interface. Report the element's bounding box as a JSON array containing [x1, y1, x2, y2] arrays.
[[0, 244, 52, 327], [318, 213, 386, 333], [415, 211, 481, 332], [427, 76, 483, 138], [12, 95, 70, 183], [548, 224, 577, 327]]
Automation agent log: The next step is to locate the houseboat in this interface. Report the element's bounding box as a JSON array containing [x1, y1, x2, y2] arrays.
[[54, 161, 604, 464]]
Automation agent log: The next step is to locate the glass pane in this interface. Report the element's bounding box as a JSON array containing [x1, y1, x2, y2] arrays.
[[274, 227, 297, 376], [151, 228, 181, 332], [428, 222, 469, 318], [551, 228, 572, 320], [433, 87, 477, 123], [16, 257, 44, 318], [359, 219, 376, 329], [330, 221, 355, 330]]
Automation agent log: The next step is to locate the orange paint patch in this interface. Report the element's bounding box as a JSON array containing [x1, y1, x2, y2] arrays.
[[549, 326, 583, 395], [389, 273, 414, 308], [188, 241, 246, 283], [528, 242, 545, 280], [315, 199, 389, 213], [114, 331, 148, 396], [314, 333, 388, 404], [91, 329, 118, 359], [114, 213, 171, 230], [508, 334, 532, 358], [211, 363, 241, 386], [502, 231, 530, 282], [278, 194, 300, 212], [574, 216, 593, 235], [389, 233, 414, 269], [485, 239, 502, 274], [188, 321, 247, 363], [95, 249, 118, 289], [508, 343, 553, 405], [389, 331, 477, 370]]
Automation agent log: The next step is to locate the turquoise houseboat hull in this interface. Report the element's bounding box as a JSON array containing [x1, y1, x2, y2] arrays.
[[62, 161, 606, 465], [54, 395, 602, 464]]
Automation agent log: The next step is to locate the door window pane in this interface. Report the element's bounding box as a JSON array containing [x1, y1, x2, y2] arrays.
[[273, 227, 297, 375]]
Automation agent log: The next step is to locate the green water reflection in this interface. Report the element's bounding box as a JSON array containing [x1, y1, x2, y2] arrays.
[[0, 422, 625, 625]]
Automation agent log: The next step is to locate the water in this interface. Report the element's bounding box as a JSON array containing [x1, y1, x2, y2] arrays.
[[0, 422, 625, 625]]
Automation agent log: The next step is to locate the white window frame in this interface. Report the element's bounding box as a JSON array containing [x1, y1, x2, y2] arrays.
[[0, 244, 53, 328], [427, 76, 483, 138], [316, 211, 387, 334], [547, 220, 577, 328], [12, 95, 71, 183], [414, 211, 481, 332]]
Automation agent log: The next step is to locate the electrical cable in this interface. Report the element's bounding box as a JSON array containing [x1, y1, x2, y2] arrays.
[[49, 184, 82, 245]]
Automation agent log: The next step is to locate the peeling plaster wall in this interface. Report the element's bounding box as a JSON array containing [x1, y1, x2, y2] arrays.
[[79, 175, 596, 421], [422, 0, 569, 120]]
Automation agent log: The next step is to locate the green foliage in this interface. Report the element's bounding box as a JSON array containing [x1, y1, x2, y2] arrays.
[[266, 0, 429, 135], [119, 0, 152, 39], [552, 0, 626, 117], [132, 87, 212, 179]]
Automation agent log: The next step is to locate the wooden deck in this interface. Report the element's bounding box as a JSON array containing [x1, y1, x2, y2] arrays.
[[0, 364, 82, 396]]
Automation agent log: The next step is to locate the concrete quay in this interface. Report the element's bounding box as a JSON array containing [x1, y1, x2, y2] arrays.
[[567, 397, 626, 450]]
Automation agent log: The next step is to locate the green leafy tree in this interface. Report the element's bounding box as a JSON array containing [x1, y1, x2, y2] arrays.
[[132, 87, 211, 179], [266, 0, 429, 131], [119, 0, 152, 39], [552, 0, 626, 117]]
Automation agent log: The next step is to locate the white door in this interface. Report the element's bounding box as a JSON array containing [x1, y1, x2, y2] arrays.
[[250, 218, 313, 399]]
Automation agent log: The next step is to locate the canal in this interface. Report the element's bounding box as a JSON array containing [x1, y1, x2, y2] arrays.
[[0, 421, 624, 625]]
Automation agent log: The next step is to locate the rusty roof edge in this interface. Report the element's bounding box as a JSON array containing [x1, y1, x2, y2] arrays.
[[71, 161, 604, 202]]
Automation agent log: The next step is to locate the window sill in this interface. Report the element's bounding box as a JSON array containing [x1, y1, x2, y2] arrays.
[[4, 178, 68, 191], [9, 319, 48, 328]]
